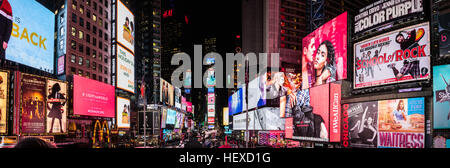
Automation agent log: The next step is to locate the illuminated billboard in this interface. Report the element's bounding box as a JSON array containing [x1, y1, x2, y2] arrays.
[[46, 79, 68, 134], [117, 97, 130, 129], [223, 107, 229, 126], [161, 107, 167, 129], [343, 97, 425, 148], [433, 65, 450, 129], [73, 75, 115, 118], [117, 45, 135, 93], [302, 12, 348, 89], [175, 87, 181, 109], [207, 93, 215, 105], [439, 6, 450, 58], [166, 109, 176, 125], [232, 108, 285, 131], [116, 0, 135, 53], [354, 22, 430, 89], [21, 74, 46, 134], [6, 0, 55, 72], [0, 71, 8, 133]]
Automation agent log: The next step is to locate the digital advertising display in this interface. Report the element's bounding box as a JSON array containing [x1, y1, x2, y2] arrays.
[[228, 90, 242, 115], [46, 79, 68, 134], [161, 107, 167, 129], [116, 0, 135, 53], [247, 74, 267, 110], [354, 0, 424, 34], [117, 97, 130, 129], [185, 69, 192, 88], [208, 104, 215, 117], [186, 102, 192, 113], [160, 79, 169, 105], [439, 5, 450, 58], [433, 65, 450, 129], [354, 22, 430, 89], [73, 75, 115, 118], [302, 12, 348, 89], [181, 96, 187, 112], [0, 71, 8, 134], [57, 56, 65, 75], [207, 93, 215, 104], [206, 68, 215, 87], [117, 45, 135, 93], [223, 107, 229, 126], [175, 87, 181, 109], [233, 108, 285, 131], [166, 109, 176, 125], [168, 83, 174, 106], [343, 97, 425, 148], [21, 74, 46, 134], [6, 0, 55, 72]]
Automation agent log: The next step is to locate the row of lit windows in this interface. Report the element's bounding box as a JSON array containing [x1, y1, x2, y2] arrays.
[[71, 13, 109, 35], [72, 0, 109, 18], [70, 27, 108, 51], [71, 66, 108, 84], [70, 53, 108, 75]]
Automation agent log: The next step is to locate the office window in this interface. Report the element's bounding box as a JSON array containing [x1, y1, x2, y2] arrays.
[[93, 62, 97, 70], [86, 21, 90, 30], [71, 40, 76, 49], [104, 56, 108, 63], [94, 2, 97, 11], [79, 17, 84, 27], [98, 54, 102, 61], [105, 11, 108, 19], [99, 65, 102, 73], [71, 54, 76, 63], [99, 30, 102, 38], [104, 44, 107, 52], [79, 44, 83, 53], [104, 78, 107, 84], [104, 33, 108, 41], [78, 56, 83, 65], [79, 5, 84, 14], [87, 10, 91, 18], [71, 27, 76, 36], [86, 72, 90, 78], [92, 74, 96, 80], [99, 18, 103, 27], [93, 26, 97, 34], [78, 69, 83, 76], [71, 67, 76, 74], [99, 8, 103, 16], [86, 47, 90, 56], [86, 59, 90, 68], [93, 38, 97, 46], [104, 0, 108, 7], [93, 14, 97, 22], [72, 1, 76, 10], [78, 30, 83, 39], [98, 76, 102, 82], [104, 68, 107, 75], [72, 13, 77, 23], [104, 22, 108, 30], [86, 34, 90, 43], [86, 0, 91, 6], [99, 41, 102, 50], [93, 50, 97, 58]]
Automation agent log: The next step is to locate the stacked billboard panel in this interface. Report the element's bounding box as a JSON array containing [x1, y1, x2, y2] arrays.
[[116, 0, 135, 93], [0, 71, 8, 134]]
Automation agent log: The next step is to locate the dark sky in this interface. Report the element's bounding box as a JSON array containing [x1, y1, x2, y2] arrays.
[[189, 0, 242, 53]]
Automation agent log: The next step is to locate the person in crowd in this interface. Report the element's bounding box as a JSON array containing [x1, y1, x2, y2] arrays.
[[14, 137, 56, 148]]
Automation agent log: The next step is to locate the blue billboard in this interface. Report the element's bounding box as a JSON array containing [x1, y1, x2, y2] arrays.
[[166, 109, 177, 125], [433, 65, 450, 129], [6, 0, 55, 72]]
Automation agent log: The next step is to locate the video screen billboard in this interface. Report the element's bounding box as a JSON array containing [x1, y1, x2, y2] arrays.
[[343, 97, 425, 148], [232, 108, 285, 131], [207, 93, 215, 104], [175, 87, 181, 109], [166, 109, 176, 125], [168, 84, 174, 106], [160, 79, 169, 105], [175, 113, 184, 129], [73, 75, 115, 118], [0, 71, 8, 133], [185, 69, 192, 88], [433, 65, 450, 129], [208, 104, 215, 117], [248, 74, 267, 110], [186, 102, 192, 113], [21, 74, 46, 134], [161, 107, 167, 129], [6, 0, 55, 72], [206, 68, 215, 87], [117, 45, 135, 93], [181, 96, 186, 112], [46, 79, 68, 134], [354, 22, 430, 89], [302, 12, 348, 89], [116, 0, 135, 53], [117, 97, 130, 129], [223, 107, 229, 126], [228, 90, 242, 115], [439, 4, 450, 58]]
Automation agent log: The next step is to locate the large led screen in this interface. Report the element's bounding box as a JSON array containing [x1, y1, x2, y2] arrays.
[[232, 108, 285, 131], [117, 45, 135, 93], [6, 0, 55, 72], [166, 109, 176, 125], [439, 5, 450, 58], [343, 97, 425, 148], [117, 97, 131, 129], [354, 22, 430, 89], [302, 12, 348, 89], [433, 65, 450, 129], [46, 79, 68, 134], [116, 0, 135, 53], [175, 87, 181, 109], [73, 75, 115, 118]]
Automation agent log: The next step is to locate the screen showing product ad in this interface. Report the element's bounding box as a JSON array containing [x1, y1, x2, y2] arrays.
[[433, 65, 450, 129], [166, 109, 176, 125], [343, 97, 425, 148], [116, 0, 135, 53], [73, 75, 115, 118], [5, 0, 55, 72], [302, 12, 348, 89], [46, 79, 68, 134], [0, 71, 8, 133], [117, 97, 130, 129], [354, 22, 430, 89]]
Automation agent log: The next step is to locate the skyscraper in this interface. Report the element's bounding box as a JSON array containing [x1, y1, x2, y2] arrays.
[[56, 0, 112, 84]]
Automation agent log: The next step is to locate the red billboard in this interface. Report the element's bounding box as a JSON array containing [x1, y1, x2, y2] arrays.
[[73, 75, 115, 118], [302, 12, 348, 89]]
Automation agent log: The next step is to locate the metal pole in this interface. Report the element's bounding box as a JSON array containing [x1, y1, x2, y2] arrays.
[[245, 57, 249, 148]]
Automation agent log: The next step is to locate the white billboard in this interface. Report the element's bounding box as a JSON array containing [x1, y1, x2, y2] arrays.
[[117, 45, 135, 93], [354, 22, 430, 89], [117, 97, 131, 128], [233, 108, 285, 131], [116, 0, 135, 53]]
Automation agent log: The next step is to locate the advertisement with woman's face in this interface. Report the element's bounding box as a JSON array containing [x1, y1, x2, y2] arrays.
[[302, 12, 347, 89]]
